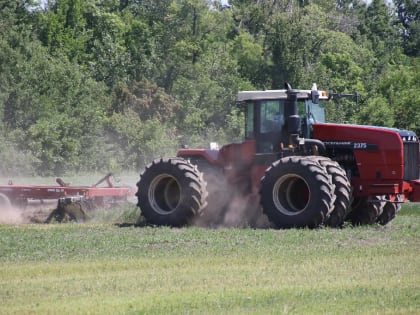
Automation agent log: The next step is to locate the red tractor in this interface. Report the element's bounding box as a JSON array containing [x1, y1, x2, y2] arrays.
[[136, 84, 420, 228]]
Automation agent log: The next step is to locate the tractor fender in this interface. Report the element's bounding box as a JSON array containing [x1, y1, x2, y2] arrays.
[[177, 148, 220, 165]]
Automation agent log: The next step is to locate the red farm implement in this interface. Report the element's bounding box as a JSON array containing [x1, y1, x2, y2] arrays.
[[0, 173, 135, 222]]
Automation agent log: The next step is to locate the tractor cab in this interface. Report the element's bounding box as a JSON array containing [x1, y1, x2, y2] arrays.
[[237, 85, 328, 154]]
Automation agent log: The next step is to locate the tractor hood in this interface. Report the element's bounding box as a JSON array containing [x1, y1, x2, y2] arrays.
[[313, 122, 420, 185], [313, 123, 418, 144], [351, 125, 418, 141]]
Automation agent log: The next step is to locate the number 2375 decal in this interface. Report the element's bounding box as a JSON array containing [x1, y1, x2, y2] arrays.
[[353, 142, 367, 149], [324, 141, 376, 150]]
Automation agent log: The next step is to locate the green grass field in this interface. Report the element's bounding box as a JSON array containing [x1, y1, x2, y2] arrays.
[[0, 203, 419, 314]]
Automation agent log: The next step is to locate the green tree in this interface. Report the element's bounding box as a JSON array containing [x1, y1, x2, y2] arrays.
[[0, 0, 418, 176], [86, 9, 131, 87], [35, 0, 90, 62], [231, 31, 269, 87], [111, 80, 180, 123], [106, 111, 178, 170], [0, 28, 109, 175], [357, 0, 401, 59], [368, 58, 420, 134], [394, 0, 420, 57]]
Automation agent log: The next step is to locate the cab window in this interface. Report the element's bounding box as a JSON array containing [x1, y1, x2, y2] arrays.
[[245, 102, 254, 139], [309, 101, 326, 123], [260, 100, 284, 133]]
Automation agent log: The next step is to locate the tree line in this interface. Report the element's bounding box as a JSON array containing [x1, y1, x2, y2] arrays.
[[0, 0, 418, 176]]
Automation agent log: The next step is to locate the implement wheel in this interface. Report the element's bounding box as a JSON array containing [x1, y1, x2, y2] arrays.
[[45, 197, 90, 223], [348, 196, 384, 225], [260, 156, 334, 228], [377, 194, 403, 225], [136, 158, 208, 227]]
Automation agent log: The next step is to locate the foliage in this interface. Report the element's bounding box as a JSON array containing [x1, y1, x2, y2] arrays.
[[0, 0, 418, 175], [106, 110, 179, 170], [394, 0, 420, 57]]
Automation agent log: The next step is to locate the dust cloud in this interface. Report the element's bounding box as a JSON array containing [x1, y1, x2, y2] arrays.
[[192, 170, 271, 229], [0, 206, 24, 224], [0, 201, 57, 224]]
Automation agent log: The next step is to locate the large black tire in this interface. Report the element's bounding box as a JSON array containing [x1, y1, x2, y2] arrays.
[[260, 156, 335, 228], [309, 157, 352, 227], [136, 157, 208, 227], [377, 194, 403, 225], [347, 195, 384, 225]]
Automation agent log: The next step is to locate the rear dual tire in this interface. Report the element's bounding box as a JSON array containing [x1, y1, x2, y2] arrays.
[[136, 158, 208, 227]]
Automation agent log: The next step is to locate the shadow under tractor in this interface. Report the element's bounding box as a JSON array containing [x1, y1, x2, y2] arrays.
[[136, 84, 420, 228]]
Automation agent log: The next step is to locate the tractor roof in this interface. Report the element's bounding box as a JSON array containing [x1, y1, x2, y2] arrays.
[[237, 89, 329, 102]]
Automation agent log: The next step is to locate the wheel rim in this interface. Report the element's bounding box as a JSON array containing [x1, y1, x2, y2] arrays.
[[149, 174, 181, 215], [272, 174, 310, 215]]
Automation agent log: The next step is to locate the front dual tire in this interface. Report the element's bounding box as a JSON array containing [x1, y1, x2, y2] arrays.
[[260, 156, 336, 228]]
